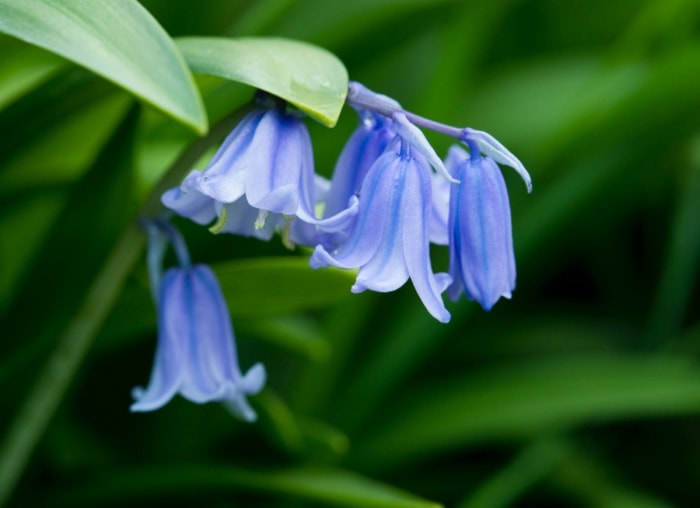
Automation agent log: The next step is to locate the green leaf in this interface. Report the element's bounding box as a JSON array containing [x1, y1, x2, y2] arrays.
[[352, 354, 700, 471], [0, 104, 143, 505], [55, 465, 442, 508], [645, 157, 700, 343], [176, 36, 348, 126], [215, 257, 356, 315], [457, 438, 572, 508], [0, 0, 206, 133], [552, 448, 674, 508]]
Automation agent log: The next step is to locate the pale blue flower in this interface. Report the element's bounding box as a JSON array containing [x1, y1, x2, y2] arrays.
[[446, 144, 516, 311], [311, 141, 451, 323], [162, 105, 316, 231], [163, 105, 357, 246], [323, 110, 396, 219], [133, 220, 265, 421]]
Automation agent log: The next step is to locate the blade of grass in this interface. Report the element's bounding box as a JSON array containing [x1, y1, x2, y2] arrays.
[[0, 104, 250, 507]]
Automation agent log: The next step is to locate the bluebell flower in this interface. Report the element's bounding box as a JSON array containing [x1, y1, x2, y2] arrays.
[[311, 140, 451, 323], [133, 220, 265, 421], [323, 110, 396, 219], [164, 104, 357, 247], [162, 106, 316, 226], [445, 143, 517, 311]]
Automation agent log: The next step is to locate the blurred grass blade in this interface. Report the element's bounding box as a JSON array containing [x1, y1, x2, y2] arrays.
[[553, 448, 673, 508], [176, 36, 348, 126], [57, 466, 442, 508], [335, 302, 463, 434], [0, 0, 206, 133], [0, 103, 142, 506], [457, 438, 572, 508], [0, 107, 250, 507], [255, 389, 350, 459], [352, 354, 700, 471], [646, 151, 700, 345]]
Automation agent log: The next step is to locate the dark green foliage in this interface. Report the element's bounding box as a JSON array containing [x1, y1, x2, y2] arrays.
[[1, 0, 700, 506]]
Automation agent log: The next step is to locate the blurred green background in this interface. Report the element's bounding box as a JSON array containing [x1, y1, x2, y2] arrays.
[[2, 0, 700, 506]]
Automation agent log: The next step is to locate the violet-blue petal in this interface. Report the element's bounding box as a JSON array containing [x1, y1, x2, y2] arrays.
[[131, 265, 266, 419], [162, 170, 217, 226], [244, 109, 317, 218], [462, 128, 532, 192], [323, 110, 395, 218], [392, 112, 457, 183], [448, 156, 516, 310], [310, 151, 396, 271], [351, 157, 409, 293], [429, 147, 466, 246], [312, 149, 450, 322], [401, 156, 452, 322], [193, 109, 267, 203], [131, 268, 187, 412]]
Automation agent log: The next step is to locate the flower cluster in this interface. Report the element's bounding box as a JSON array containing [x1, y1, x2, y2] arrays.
[[132, 219, 265, 421], [163, 82, 531, 322]]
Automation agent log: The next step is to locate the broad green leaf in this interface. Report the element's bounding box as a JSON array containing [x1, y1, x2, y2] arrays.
[[0, 0, 206, 133], [56, 465, 442, 508], [176, 36, 348, 126], [215, 257, 356, 315], [352, 354, 700, 471]]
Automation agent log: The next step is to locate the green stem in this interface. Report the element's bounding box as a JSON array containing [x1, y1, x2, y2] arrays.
[[0, 104, 250, 507]]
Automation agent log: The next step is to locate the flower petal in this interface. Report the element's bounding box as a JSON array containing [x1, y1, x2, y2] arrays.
[[324, 110, 395, 218], [245, 110, 317, 217], [195, 109, 267, 203], [449, 156, 516, 310], [401, 157, 451, 323], [392, 112, 457, 183], [462, 128, 532, 192], [352, 159, 409, 293], [310, 151, 397, 270], [130, 268, 186, 412], [162, 170, 217, 225]]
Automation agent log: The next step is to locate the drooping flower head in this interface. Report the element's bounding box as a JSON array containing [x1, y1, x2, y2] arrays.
[[163, 95, 357, 248], [132, 219, 265, 421], [160, 81, 532, 323], [445, 144, 516, 311], [163, 101, 316, 235], [311, 138, 452, 323]]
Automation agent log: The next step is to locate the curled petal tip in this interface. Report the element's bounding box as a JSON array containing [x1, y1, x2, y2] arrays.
[[347, 81, 403, 114], [392, 113, 459, 183], [462, 128, 532, 192]]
